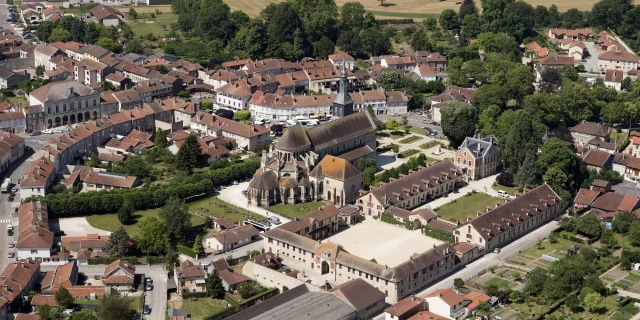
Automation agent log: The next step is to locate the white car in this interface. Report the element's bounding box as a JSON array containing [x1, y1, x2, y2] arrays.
[[52, 129, 62, 133], [60, 127, 69, 132], [42, 129, 52, 134]]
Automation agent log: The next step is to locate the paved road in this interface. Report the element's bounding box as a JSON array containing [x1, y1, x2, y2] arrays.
[[378, 113, 444, 137], [146, 273, 168, 320], [414, 220, 559, 296], [581, 41, 600, 73], [0, 3, 16, 34], [217, 181, 292, 225]]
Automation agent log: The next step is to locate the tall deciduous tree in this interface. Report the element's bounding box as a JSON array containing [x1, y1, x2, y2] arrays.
[[37, 305, 63, 320], [313, 36, 335, 59], [159, 198, 192, 243], [501, 111, 537, 173], [176, 134, 202, 173], [55, 287, 74, 309], [359, 27, 390, 56], [461, 14, 482, 39], [154, 128, 168, 148], [629, 221, 640, 246], [193, 235, 205, 258], [459, 0, 478, 20], [439, 9, 459, 30], [515, 152, 539, 189], [341, 2, 366, 31], [447, 57, 467, 86], [613, 211, 636, 234], [377, 71, 403, 90], [440, 101, 476, 147], [117, 199, 134, 225], [96, 292, 136, 320], [104, 226, 131, 256], [137, 217, 170, 255], [539, 68, 562, 93], [49, 27, 71, 42]]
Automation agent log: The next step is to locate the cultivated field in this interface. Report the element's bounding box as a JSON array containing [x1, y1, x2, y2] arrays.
[[221, 0, 606, 20]]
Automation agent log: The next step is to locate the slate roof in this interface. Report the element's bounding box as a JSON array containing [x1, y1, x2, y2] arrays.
[[305, 111, 375, 151], [274, 124, 311, 151], [29, 80, 94, 103]]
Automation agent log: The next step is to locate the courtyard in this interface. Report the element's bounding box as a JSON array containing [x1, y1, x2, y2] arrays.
[[323, 218, 444, 268]]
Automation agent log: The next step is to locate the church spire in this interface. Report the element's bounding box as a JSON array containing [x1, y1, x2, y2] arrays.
[[331, 62, 354, 118]]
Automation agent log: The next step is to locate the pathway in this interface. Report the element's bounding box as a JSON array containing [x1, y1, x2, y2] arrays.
[[414, 174, 501, 211], [216, 181, 291, 224]]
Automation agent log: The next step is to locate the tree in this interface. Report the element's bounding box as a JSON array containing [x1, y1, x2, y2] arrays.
[[453, 278, 465, 290], [154, 128, 168, 148], [159, 198, 192, 243], [539, 68, 562, 94], [410, 29, 433, 52], [524, 268, 547, 296], [238, 282, 262, 299], [377, 71, 403, 90], [55, 287, 74, 309], [461, 14, 482, 39], [104, 226, 131, 256], [176, 134, 202, 173], [591, 0, 632, 30], [386, 119, 401, 131], [515, 152, 539, 189], [360, 27, 390, 56], [459, 0, 478, 20], [97, 38, 120, 52], [440, 101, 476, 147], [117, 199, 134, 225], [49, 27, 71, 42], [583, 292, 603, 313], [439, 9, 459, 30], [496, 172, 514, 187], [216, 109, 234, 119], [128, 8, 138, 20], [207, 269, 225, 298], [630, 221, 640, 246], [613, 211, 636, 233], [576, 214, 602, 238], [447, 57, 467, 86], [124, 39, 143, 54], [337, 30, 362, 56], [502, 111, 538, 173], [341, 2, 366, 31], [71, 20, 86, 43], [70, 311, 97, 320], [193, 234, 205, 258], [234, 110, 251, 122], [565, 294, 580, 312], [313, 36, 335, 60], [96, 292, 136, 320], [270, 124, 284, 135], [505, 65, 535, 103], [233, 19, 267, 59], [201, 100, 214, 111], [601, 101, 627, 127], [120, 156, 150, 178], [178, 90, 191, 98], [36, 66, 44, 78], [136, 217, 170, 255], [423, 17, 438, 31], [37, 305, 63, 320]]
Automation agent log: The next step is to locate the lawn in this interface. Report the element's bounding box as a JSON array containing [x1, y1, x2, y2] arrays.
[[409, 127, 428, 136], [86, 208, 207, 237], [126, 12, 179, 39], [189, 197, 267, 223], [491, 183, 522, 196], [611, 131, 629, 142], [169, 298, 228, 320], [434, 192, 501, 223], [399, 149, 420, 158], [521, 238, 575, 258], [419, 140, 439, 149], [269, 201, 326, 219], [398, 135, 422, 144]]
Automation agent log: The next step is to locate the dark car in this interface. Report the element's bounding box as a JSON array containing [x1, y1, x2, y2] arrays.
[[7, 195, 14, 202], [142, 305, 150, 315], [616, 296, 626, 302]]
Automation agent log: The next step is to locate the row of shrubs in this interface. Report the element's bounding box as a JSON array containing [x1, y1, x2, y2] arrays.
[[422, 225, 456, 244], [380, 213, 413, 230], [87, 256, 166, 265], [205, 288, 279, 320], [24, 159, 260, 217]]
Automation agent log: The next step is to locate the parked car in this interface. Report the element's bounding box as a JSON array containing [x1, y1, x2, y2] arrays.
[[7, 225, 13, 235], [616, 296, 626, 302], [60, 127, 69, 132], [233, 181, 239, 185], [10, 187, 17, 193], [42, 129, 52, 134], [493, 248, 501, 253], [8, 252, 14, 258], [52, 129, 62, 133], [7, 195, 14, 202], [268, 216, 281, 225], [29, 130, 40, 136], [497, 190, 508, 197], [143, 305, 150, 315], [8, 242, 14, 248]]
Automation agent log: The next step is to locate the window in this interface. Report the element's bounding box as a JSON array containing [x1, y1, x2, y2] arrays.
[[31, 250, 38, 254]]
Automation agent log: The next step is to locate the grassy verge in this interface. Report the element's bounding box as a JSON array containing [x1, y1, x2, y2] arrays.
[[189, 197, 267, 223], [521, 238, 576, 258], [409, 127, 428, 136], [86, 208, 207, 237], [269, 201, 326, 219], [177, 244, 196, 258], [398, 135, 422, 144], [169, 298, 228, 320], [434, 192, 501, 223], [419, 140, 439, 149], [491, 183, 522, 196], [611, 131, 629, 141]]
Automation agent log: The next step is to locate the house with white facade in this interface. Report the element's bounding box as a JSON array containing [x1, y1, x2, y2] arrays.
[[216, 80, 253, 111]]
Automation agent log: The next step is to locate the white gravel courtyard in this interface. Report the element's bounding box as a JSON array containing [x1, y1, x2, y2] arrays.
[[323, 218, 444, 268]]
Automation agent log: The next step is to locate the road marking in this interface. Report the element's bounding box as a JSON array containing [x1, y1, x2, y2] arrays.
[[0, 219, 10, 224]]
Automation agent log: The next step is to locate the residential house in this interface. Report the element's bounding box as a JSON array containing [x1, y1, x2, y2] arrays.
[[82, 45, 112, 62], [221, 59, 252, 71], [219, 269, 251, 292], [573, 188, 601, 209], [0, 131, 25, 174], [568, 42, 587, 60], [249, 91, 334, 121], [0, 260, 41, 318], [82, 171, 141, 192], [90, 4, 122, 26], [430, 86, 475, 123], [548, 28, 593, 40], [278, 203, 340, 240], [24, 105, 46, 133], [103, 259, 136, 292], [204, 225, 260, 253], [384, 296, 426, 320], [380, 55, 416, 73], [570, 121, 611, 145], [357, 159, 464, 218], [604, 69, 624, 90], [163, 97, 197, 127], [111, 89, 143, 110], [167, 135, 230, 163], [28, 80, 102, 128], [424, 288, 470, 319], [105, 73, 132, 90], [0, 110, 27, 134], [411, 64, 437, 82], [216, 80, 253, 111], [625, 157, 640, 182], [454, 135, 499, 181], [328, 52, 355, 70], [170, 59, 204, 77], [581, 149, 613, 172], [190, 111, 270, 150], [598, 50, 639, 72], [175, 261, 207, 294], [590, 192, 639, 219], [74, 59, 112, 87], [305, 64, 360, 94], [114, 61, 158, 83], [20, 157, 55, 198], [34, 44, 62, 70], [412, 51, 448, 72], [463, 292, 491, 316], [133, 79, 173, 102], [453, 184, 561, 251], [0, 67, 29, 89], [16, 201, 59, 263], [538, 55, 575, 70]]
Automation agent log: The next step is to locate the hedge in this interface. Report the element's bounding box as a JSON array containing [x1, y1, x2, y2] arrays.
[[422, 225, 455, 244], [24, 159, 260, 217], [176, 244, 196, 258], [88, 256, 138, 265], [182, 292, 208, 299], [533, 290, 579, 320], [381, 213, 413, 230], [205, 288, 279, 320]]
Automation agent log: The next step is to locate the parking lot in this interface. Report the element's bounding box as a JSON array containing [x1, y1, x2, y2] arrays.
[[378, 112, 443, 137], [323, 218, 444, 268]]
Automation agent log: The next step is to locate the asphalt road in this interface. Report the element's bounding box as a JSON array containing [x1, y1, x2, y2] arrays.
[[0, 3, 16, 34], [0, 133, 61, 273]]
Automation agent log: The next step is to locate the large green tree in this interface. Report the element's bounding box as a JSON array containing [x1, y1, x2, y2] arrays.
[[159, 198, 192, 242], [136, 217, 171, 255], [207, 270, 226, 298], [459, 0, 478, 20], [176, 134, 202, 173], [447, 57, 467, 86], [96, 292, 136, 320], [55, 287, 74, 309], [501, 111, 538, 173], [104, 226, 131, 256], [37, 305, 63, 320], [440, 101, 477, 147], [117, 199, 134, 225], [377, 71, 403, 90], [629, 221, 640, 246], [439, 9, 459, 30], [341, 2, 366, 31], [613, 211, 636, 234]]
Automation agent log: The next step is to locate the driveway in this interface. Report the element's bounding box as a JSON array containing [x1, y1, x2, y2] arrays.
[[581, 41, 600, 73], [378, 113, 443, 137]]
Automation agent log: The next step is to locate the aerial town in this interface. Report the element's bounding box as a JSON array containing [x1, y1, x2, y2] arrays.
[[0, 0, 639, 319]]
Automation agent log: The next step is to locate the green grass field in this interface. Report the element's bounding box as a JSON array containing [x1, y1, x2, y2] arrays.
[[491, 183, 522, 196], [269, 201, 326, 219], [189, 197, 267, 223], [435, 192, 501, 223], [169, 298, 227, 320], [86, 208, 207, 237], [126, 12, 179, 38], [521, 238, 575, 258]]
